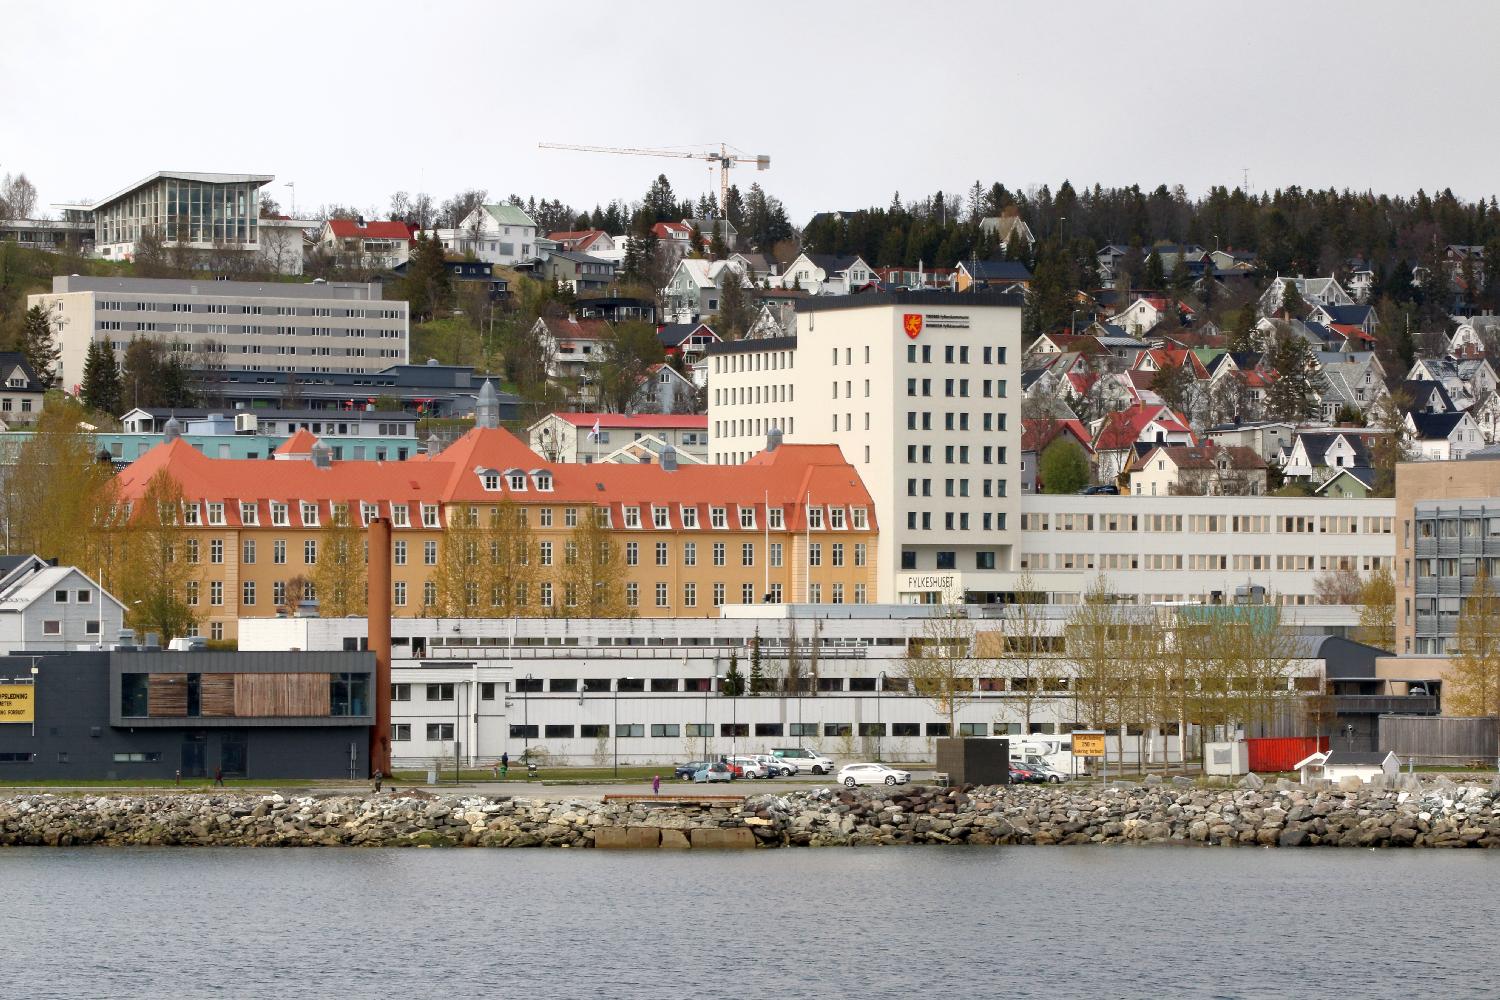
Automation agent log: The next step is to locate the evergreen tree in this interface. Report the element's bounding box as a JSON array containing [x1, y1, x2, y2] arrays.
[[1039, 439, 1091, 493], [1265, 331, 1318, 421], [1151, 359, 1193, 413], [18, 305, 59, 388], [723, 185, 746, 229], [80, 340, 123, 415], [121, 337, 164, 410], [749, 628, 764, 695], [643, 174, 678, 223], [1143, 249, 1166, 290], [1279, 278, 1308, 318], [159, 352, 198, 408], [1228, 308, 1259, 352], [722, 650, 745, 697]]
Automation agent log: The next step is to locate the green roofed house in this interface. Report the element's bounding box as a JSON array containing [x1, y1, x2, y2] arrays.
[[435, 203, 539, 266]]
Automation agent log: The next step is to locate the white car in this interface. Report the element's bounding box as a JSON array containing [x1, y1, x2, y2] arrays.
[[772, 748, 836, 775], [837, 763, 911, 787], [728, 756, 771, 778], [751, 754, 797, 777]]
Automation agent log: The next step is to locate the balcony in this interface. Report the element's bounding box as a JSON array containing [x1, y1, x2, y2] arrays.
[[1334, 694, 1438, 716]]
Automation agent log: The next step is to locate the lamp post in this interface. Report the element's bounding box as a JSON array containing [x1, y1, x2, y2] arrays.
[[30, 663, 38, 738], [523, 672, 533, 763], [702, 672, 711, 761], [877, 670, 886, 762], [614, 676, 633, 777], [715, 674, 726, 760]]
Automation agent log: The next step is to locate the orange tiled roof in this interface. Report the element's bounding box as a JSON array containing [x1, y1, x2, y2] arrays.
[[115, 429, 875, 533]]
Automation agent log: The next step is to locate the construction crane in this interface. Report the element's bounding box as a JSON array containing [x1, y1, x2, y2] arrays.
[[538, 141, 770, 217]]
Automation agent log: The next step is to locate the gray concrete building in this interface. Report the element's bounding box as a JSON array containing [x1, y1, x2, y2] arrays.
[[30, 275, 409, 392]]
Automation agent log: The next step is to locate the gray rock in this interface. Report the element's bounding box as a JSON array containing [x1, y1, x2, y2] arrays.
[[1172, 776, 1196, 788], [1237, 773, 1265, 790]]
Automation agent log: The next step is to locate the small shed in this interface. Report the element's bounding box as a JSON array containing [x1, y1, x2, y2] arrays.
[[1293, 750, 1400, 785]]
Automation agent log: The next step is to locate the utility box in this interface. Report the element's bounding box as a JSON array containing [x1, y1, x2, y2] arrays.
[[935, 737, 1010, 786], [1204, 741, 1249, 776]]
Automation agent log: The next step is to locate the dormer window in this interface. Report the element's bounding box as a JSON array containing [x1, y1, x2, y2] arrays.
[[182, 503, 201, 526], [653, 505, 670, 529], [391, 503, 409, 528], [239, 502, 259, 526], [271, 502, 289, 527], [710, 506, 727, 529], [207, 503, 225, 526], [595, 506, 611, 529], [624, 505, 641, 528], [361, 502, 379, 524], [769, 507, 784, 530], [421, 504, 439, 528], [808, 506, 824, 530], [482, 472, 500, 491], [533, 471, 553, 492], [829, 507, 846, 530], [301, 502, 320, 527], [738, 506, 755, 530], [507, 470, 527, 491], [851, 507, 867, 530]]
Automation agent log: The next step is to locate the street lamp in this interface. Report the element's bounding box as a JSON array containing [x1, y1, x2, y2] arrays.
[[877, 670, 886, 762], [614, 676, 633, 777], [715, 674, 726, 760], [702, 671, 711, 761], [30, 663, 38, 738], [523, 672, 533, 763]]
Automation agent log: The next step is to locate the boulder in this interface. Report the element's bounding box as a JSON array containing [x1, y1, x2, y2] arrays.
[[1237, 773, 1265, 790]]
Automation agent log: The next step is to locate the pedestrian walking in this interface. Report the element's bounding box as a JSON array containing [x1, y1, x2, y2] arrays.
[[500, 751, 509, 779], [373, 768, 384, 793], [213, 767, 224, 787], [652, 774, 661, 796]]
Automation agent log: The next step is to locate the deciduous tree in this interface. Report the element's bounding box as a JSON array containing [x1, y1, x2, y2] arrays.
[[1039, 438, 1090, 494], [1449, 565, 1500, 717], [899, 604, 984, 734]]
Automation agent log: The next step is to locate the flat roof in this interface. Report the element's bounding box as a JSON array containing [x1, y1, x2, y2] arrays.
[[795, 289, 1025, 313], [50, 275, 393, 302], [90, 171, 274, 211]]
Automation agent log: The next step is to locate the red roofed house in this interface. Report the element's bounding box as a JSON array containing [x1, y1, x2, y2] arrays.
[[530, 315, 614, 406], [547, 229, 615, 255], [1111, 296, 1194, 337], [1127, 441, 1268, 497], [112, 410, 878, 641], [318, 218, 418, 269], [528, 412, 710, 464], [1091, 404, 1196, 482], [1021, 418, 1092, 493]]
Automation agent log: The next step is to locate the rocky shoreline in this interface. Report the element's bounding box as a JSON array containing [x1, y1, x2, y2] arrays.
[[4, 775, 1499, 849]]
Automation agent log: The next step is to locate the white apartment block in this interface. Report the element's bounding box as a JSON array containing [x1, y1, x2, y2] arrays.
[[707, 293, 1025, 604], [31, 276, 409, 391]]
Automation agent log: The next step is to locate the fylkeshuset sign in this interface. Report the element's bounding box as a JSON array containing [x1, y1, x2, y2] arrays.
[[903, 313, 971, 338]]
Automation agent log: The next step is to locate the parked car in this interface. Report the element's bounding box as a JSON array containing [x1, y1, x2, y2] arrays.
[[719, 760, 745, 778], [1023, 756, 1068, 783], [752, 754, 797, 777], [728, 756, 771, 779], [693, 763, 734, 783], [837, 763, 911, 787], [1008, 764, 1045, 784], [1078, 484, 1119, 495], [771, 748, 836, 775], [675, 761, 708, 781]]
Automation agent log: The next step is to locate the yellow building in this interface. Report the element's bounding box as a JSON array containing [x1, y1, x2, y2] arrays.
[[115, 424, 878, 643]]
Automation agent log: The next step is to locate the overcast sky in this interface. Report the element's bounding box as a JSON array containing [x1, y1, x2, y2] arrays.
[[5, 1, 1498, 225]]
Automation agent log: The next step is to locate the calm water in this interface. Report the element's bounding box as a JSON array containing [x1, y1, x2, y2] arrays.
[[4, 846, 1496, 999]]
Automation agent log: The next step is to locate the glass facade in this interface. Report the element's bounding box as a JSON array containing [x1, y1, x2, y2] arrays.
[[96, 176, 262, 249]]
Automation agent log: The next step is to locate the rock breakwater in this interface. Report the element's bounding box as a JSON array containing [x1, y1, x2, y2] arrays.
[[4, 777, 1499, 848]]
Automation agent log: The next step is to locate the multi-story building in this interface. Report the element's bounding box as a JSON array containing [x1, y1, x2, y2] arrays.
[[87, 171, 273, 262], [30, 276, 409, 391], [111, 400, 878, 643], [708, 292, 1024, 604]]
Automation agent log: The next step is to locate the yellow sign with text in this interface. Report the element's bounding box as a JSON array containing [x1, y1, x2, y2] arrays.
[[0, 684, 34, 723], [1071, 731, 1106, 758]]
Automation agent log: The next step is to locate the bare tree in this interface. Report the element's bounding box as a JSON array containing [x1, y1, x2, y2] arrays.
[[1, 172, 38, 221], [899, 605, 984, 734], [1001, 570, 1051, 733], [1313, 565, 1364, 605]]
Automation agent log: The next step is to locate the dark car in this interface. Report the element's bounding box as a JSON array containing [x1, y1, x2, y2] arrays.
[[1009, 764, 1045, 784], [1078, 484, 1120, 495], [675, 761, 708, 780]]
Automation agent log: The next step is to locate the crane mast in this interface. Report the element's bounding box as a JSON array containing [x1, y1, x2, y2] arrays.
[[538, 141, 770, 220]]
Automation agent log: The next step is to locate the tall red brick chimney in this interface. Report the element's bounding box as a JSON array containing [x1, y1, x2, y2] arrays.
[[367, 516, 393, 776]]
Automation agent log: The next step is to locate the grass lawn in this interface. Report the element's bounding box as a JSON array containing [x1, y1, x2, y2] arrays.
[[393, 764, 679, 785]]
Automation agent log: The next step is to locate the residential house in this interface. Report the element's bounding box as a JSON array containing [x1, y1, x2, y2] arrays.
[[1399, 379, 1458, 415], [0, 353, 46, 423], [1345, 260, 1376, 303], [540, 250, 615, 295], [977, 208, 1035, 253], [0, 555, 126, 654], [657, 322, 721, 368], [1314, 467, 1378, 498], [1128, 441, 1268, 497], [532, 315, 612, 405], [1259, 275, 1354, 316], [955, 259, 1032, 293], [546, 230, 615, 255], [1090, 404, 1195, 483], [1407, 355, 1498, 412], [776, 253, 875, 295], [651, 221, 696, 262], [318, 219, 416, 269], [729, 251, 777, 285], [1204, 420, 1300, 465], [631, 363, 700, 415], [1281, 429, 1383, 484], [686, 217, 737, 251], [1110, 296, 1192, 336], [1316, 351, 1388, 421], [1306, 303, 1378, 336], [876, 265, 957, 291], [1405, 409, 1483, 461], [527, 412, 709, 464], [663, 258, 749, 323], [438, 203, 538, 266], [1020, 418, 1092, 494], [1095, 244, 1130, 285]]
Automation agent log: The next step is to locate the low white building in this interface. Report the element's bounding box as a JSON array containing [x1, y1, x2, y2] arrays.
[[527, 412, 709, 464], [1294, 750, 1400, 784], [0, 556, 126, 654]]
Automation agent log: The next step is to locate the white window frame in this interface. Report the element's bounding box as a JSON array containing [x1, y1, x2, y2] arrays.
[[206, 502, 225, 526], [182, 502, 201, 526], [710, 506, 727, 529], [738, 506, 755, 530], [270, 502, 289, 527], [624, 506, 642, 529], [768, 507, 784, 530], [533, 471, 553, 492], [652, 505, 670, 529], [391, 503, 410, 528], [681, 505, 699, 529], [421, 504, 439, 528], [239, 502, 258, 526], [300, 501, 320, 527]]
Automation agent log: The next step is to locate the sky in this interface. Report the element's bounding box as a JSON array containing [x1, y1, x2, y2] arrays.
[[4, 0, 1499, 225]]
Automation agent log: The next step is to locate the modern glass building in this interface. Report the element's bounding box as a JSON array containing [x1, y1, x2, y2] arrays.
[[90, 171, 273, 259]]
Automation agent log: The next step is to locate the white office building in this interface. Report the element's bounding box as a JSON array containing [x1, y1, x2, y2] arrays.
[[707, 292, 1025, 604], [31, 276, 409, 391], [87, 171, 273, 262]]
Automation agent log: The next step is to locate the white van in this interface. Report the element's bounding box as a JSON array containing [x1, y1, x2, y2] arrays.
[[771, 747, 835, 775], [1007, 736, 1083, 776]]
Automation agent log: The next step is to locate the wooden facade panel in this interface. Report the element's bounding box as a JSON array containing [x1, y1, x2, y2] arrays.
[[233, 673, 331, 718], [148, 673, 187, 717], [200, 674, 236, 717]]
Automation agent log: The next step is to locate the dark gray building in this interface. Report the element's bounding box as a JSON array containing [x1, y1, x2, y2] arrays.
[[0, 650, 373, 780]]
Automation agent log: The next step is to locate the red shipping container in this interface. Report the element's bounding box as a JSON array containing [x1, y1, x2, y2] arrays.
[[1246, 736, 1329, 773]]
